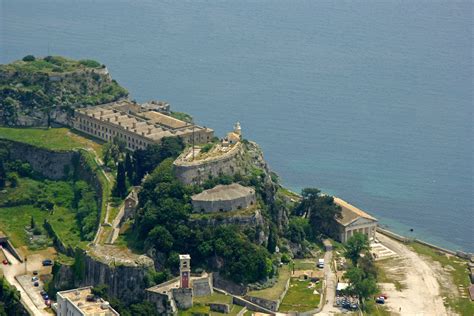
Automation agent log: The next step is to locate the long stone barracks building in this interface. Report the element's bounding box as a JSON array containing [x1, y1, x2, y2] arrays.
[[334, 197, 378, 243], [73, 100, 214, 151], [191, 183, 256, 213]]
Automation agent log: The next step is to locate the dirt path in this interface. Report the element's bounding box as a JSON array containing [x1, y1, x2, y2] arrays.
[[377, 233, 450, 316]]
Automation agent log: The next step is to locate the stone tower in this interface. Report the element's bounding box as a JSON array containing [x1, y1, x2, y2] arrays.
[[179, 254, 191, 288], [234, 121, 242, 137]]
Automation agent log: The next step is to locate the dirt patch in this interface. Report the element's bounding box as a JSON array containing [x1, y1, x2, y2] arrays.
[[376, 233, 451, 315]]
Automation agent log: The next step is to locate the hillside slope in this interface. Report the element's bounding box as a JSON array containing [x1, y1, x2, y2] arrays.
[[0, 56, 128, 126]]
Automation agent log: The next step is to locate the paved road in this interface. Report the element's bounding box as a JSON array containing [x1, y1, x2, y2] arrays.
[[318, 240, 340, 315], [0, 248, 49, 316]]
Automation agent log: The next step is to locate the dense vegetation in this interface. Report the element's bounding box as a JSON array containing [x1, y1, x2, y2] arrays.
[[0, 143, 99, 248], [0, 278, 27, 316], [0, 56, 128, 126], [343, 233, 379, 311], [127, 158, 274, 284]]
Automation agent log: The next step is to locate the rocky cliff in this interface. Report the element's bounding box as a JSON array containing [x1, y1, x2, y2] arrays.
[[53, 246, 154, 304], [0, 56, 128, 127]]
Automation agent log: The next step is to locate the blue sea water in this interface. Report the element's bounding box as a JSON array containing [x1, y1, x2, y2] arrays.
[[1, 0, 472, 251]]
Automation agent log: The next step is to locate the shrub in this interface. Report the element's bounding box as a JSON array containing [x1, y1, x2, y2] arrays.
[[22, 55, 35, 62], [79, 59, 101, 68]]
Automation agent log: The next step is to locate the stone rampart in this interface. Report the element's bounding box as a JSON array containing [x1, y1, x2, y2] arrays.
[[3, 140, 74, 180], [210, 303, 230, 313], [193, 274, 213, 297], [171, 288, 193, 310], [173, 143, 243, 185]]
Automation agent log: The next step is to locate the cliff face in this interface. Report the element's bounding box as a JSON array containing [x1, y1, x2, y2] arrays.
[[3, 140, 75, 180], [0, 56, 128, 127], [53, 246, 154, 304]]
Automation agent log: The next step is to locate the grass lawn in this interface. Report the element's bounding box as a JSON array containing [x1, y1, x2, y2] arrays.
[[278, 278, 322, 312], [0, 127, 103, 155], [409, 242, 474, 316], [0, 177, 90, 249], [293, 259, 316, 271], [0, 205, 48, 248], [248, 265, 291, 301], [178, 292, 244, 316]]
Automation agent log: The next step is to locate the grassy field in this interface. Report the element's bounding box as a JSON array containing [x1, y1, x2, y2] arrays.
[[0, 127, 103, 155], [178, 292, 244, 316], [0, 177, 89, 249], [409, 242, 474, 315], [278, 278, 322, 312], [248, 265, 291, 301], [293, 259, 317, 271]]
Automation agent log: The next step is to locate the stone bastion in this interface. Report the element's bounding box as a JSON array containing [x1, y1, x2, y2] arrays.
[[191, 183, 256, 213], [173, 142, 243, 185]]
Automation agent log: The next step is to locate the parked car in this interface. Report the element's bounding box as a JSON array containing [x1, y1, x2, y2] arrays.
[[40, 290, 47, 296], [31, 276, 38, 282], [42, 259, 53, 266], [317, 258, 325, 268], [45, 299, 51, 307], [2, 259, 8, 265], [33, 270, 38, 275], [42, 294, 49, 300], [33, 282, 39, 287], [376, 297, 385, 304]]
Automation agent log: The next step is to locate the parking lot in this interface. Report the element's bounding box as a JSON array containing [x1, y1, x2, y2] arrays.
[[16, 274, 49, 310]]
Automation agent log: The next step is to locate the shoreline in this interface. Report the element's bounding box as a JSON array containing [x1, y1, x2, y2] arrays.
[[280, 185, 472, 257]]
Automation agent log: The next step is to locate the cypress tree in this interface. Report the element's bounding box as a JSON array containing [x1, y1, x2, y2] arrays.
[[125, 152, 133, 184], [0, 159, 6, 189], [113, 161, 127, 198]]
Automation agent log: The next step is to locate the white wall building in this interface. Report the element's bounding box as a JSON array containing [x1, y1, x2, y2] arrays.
[[334, 197, 378, 243], [55, 286, 119, 316]]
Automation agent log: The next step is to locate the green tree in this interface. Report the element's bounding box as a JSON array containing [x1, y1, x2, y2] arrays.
[[145, 226, 174, 253], [344, 233, 370, 266], [22, 55, 35, 62], [124, 152, 133, 183], [30, 216, 36, 229], [267, 224, 277, 253], [344, 266, 378, 309], [0, 160, 5, 189], [113, 161, 127, 198], [296, 188, 342, 239]]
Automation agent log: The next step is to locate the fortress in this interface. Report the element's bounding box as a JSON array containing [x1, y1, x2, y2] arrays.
[[191, 183, 256, 213], [173, 122, 245, 185], [73, 100, 214, 151]]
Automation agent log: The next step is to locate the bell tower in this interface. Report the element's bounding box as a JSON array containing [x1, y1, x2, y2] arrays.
[[179, 254, 191, 288]]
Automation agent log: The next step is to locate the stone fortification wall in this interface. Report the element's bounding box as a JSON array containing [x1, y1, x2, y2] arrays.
[[190, 209, 265, 230], [4, 140, 75, 180], [192, 192, 256, 213], [174, 143, 243, 185], [171, 288, 193, 310], [244, 278, 290, 312], [192, 274, 213, 297], [213, 272, 248, 296], [145, 290, 174, 315], [81, 251, 154, 304]]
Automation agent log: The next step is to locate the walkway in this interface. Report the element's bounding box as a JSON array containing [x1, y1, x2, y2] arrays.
[[0, 247, 49, 316], [318, 240, 339, 315]]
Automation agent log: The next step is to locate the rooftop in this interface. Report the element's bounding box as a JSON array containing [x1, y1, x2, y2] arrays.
[[58, 286, 119, 315], [76, 100, 212, 142], [191, 183, 255, 202], [334, 197, 377, 226]]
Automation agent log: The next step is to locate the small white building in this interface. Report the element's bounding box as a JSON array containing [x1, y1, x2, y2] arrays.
[[334, 197, 378, 243], [55, 286, 119, 316]]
